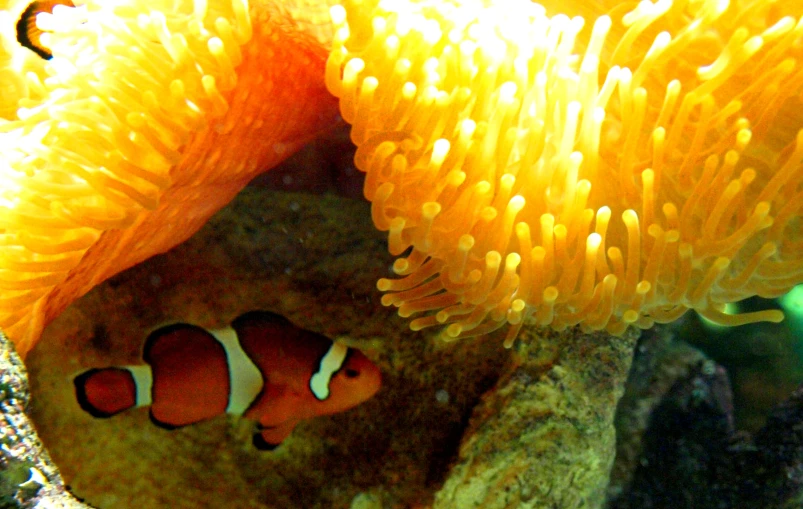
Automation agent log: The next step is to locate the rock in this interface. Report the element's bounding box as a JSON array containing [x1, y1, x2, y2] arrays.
[[609, 329, 803, 509], [0, 330, 92, 508], [434, 326, 640, 509]]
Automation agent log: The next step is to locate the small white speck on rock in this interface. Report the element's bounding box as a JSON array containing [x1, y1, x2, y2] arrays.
[[350, 492, 383, 509], [435, 389, 450, 404]]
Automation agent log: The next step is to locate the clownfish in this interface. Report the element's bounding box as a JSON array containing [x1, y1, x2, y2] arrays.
[[74, 311, 382, 450], [15, 0, 76, 60]]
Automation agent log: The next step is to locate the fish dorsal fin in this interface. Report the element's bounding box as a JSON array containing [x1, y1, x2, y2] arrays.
[[309, 342, 349, 401], [209, 326, 264, 415]]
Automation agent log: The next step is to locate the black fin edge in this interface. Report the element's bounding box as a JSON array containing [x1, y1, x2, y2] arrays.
[[15, 2, 54, 60], [148, 410, 184, 430], [231, 310, 292, 330], [142, 322, 210, 364], [252, 433, 281, 451]]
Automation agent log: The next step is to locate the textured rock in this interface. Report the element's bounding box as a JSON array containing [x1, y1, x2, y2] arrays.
[[608, 327, 709, 496], [0, 330, 92, 509], [609, 331, 803, 509], [434, 326, 640, 509]]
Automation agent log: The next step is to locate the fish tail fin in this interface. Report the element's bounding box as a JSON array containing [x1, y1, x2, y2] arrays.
[[74, 366, 151, 418]]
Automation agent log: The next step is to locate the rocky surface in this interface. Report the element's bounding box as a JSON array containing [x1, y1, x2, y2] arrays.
[[0, 331, 92, 508], [436, 326, 639, 509], [609, 329, 803, 509]]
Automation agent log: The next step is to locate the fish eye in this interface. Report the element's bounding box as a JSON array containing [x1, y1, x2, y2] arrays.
[[344, 368, 360, 379]]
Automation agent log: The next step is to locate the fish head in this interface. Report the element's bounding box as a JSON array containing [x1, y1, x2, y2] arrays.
[[324, 347, 381, 411]]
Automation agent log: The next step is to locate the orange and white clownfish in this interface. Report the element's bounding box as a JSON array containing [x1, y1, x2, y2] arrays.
[[15, 0, 76, 60], [74, 310, 382, 450]]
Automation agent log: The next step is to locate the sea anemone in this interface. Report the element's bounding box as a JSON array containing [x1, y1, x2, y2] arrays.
[[327, 0, 803, 347], [0, 0, 338, 355]]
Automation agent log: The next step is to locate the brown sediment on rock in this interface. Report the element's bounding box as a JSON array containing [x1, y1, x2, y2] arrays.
[[0, 330, 92, 509], [434, 325, 640, 509]]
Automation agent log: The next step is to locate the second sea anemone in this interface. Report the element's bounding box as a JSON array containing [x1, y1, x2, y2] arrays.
[[327, 0, 802, 347]]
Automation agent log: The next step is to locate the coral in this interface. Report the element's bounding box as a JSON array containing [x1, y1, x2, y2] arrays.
[[0, 0, 339, 355], [326, 0, 803, 346], [3, 0, 802, 357]]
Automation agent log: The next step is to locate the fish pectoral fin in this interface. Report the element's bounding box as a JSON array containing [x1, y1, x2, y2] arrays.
[[252, 420, 298, 451], [252, 434, 280, 451], [259, 379, 290, 404], [244, 382, 303, 423]]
